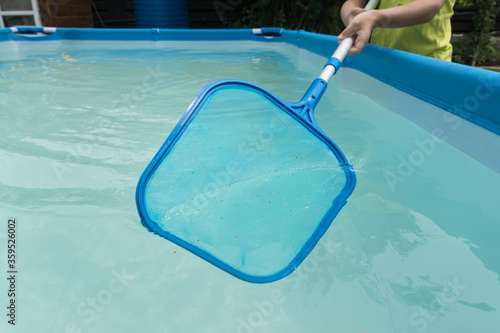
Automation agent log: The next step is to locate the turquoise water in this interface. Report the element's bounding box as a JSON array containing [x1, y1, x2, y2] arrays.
[[0, 40, 499, 332]]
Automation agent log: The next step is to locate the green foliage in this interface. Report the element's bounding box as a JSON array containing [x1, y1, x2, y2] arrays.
[[452, 0, 500, 66], [230, 0, 346, 35], [231, 0, 499, 65]]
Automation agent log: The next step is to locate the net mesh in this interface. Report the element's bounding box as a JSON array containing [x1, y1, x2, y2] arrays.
[[144, 86, 347, 277]]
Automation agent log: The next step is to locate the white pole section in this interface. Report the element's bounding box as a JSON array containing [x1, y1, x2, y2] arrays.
[[319, 0, 378, 83]]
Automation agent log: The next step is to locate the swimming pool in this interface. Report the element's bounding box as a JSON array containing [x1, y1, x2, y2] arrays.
[[0, 27, 499, 332]]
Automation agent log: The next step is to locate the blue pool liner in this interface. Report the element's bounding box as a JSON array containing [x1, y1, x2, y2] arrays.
[[1, 26, 499, 136]]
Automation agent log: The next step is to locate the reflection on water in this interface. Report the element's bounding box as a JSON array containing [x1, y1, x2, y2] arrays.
[[0, 41, 499, 333]]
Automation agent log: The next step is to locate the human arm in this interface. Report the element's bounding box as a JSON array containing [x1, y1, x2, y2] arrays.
[[339, 0, 447, 55]]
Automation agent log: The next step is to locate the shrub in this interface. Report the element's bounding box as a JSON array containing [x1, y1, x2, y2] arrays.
[[230, 0, 345, 35], [452, 0, 500, 66]]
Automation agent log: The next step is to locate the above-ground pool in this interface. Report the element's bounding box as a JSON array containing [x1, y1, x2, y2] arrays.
[[0, 27, 499, 332]]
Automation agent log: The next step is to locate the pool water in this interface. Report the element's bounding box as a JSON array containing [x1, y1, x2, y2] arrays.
[[0, 40, 499, 332]]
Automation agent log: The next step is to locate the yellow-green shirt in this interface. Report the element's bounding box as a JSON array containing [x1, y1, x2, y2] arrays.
[[370, 0, 456, 61]]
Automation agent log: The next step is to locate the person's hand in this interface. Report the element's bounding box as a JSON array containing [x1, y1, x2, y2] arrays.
[[343, 7, 367, 24], [338, 10, 379, 56]]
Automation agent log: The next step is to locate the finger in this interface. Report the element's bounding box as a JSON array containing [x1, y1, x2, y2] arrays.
[[347, 41, 362, 56], [339, 26, 355, 41], [348, 35, 369, 55], [348, 46, 362, 56]]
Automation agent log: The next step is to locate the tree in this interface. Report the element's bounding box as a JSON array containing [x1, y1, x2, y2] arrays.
[[231, 0, 499, 66], [452, 0, 500, 66], [230, 0, 345, 35]]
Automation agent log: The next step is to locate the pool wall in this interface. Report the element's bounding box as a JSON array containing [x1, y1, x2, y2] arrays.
[[1, 26, 499, 136], [281, 30, 500, 136]]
